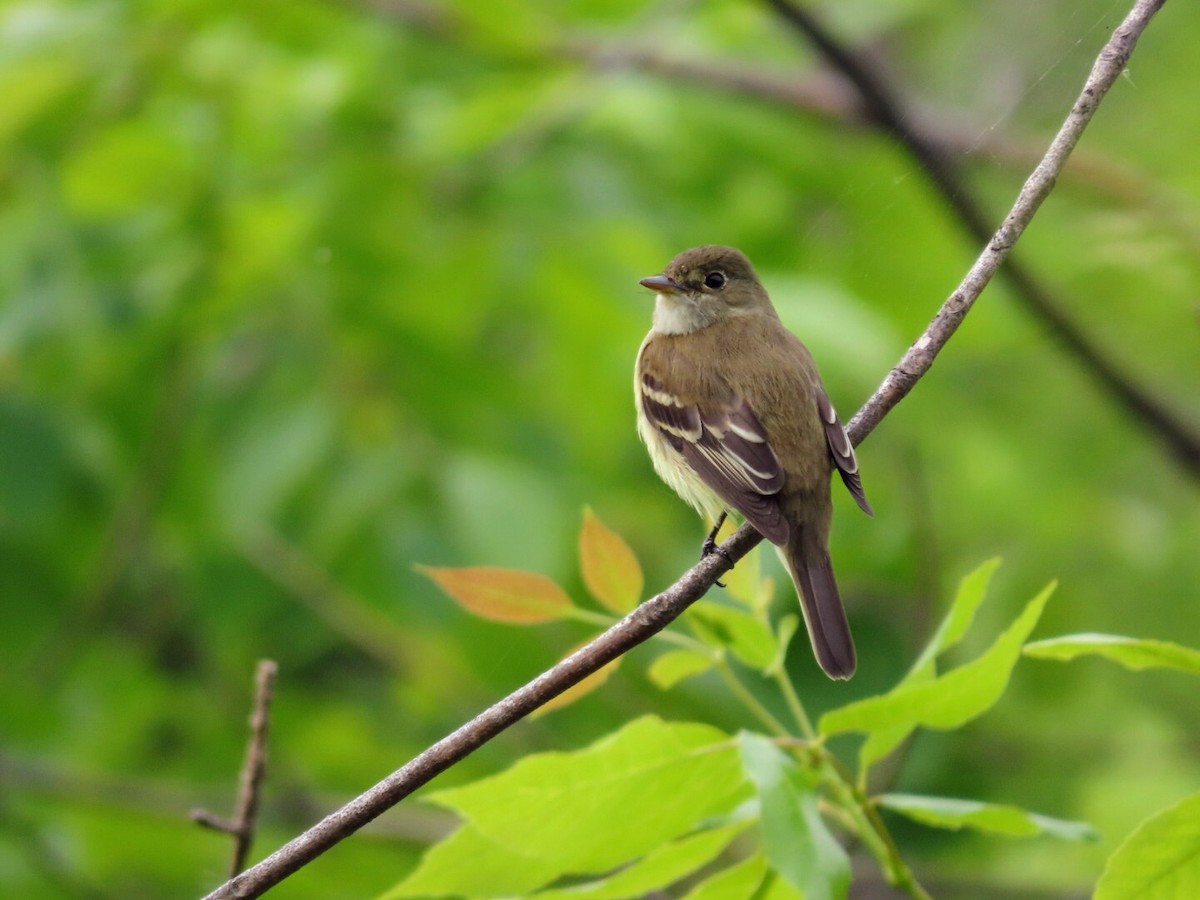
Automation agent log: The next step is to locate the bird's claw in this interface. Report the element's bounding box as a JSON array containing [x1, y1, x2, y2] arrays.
[[701, 512, 732, 587]]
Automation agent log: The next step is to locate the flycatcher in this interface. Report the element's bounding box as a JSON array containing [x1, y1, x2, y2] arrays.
[[635, 245, 872, 679]]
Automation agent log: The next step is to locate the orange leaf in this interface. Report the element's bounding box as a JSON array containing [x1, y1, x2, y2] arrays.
[[417, 565, 573, 623], [534, 649, 620, 717], [579, 508, 644, 614]]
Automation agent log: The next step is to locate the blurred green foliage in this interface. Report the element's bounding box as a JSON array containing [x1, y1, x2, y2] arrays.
[[1, 0, 1197, 896]]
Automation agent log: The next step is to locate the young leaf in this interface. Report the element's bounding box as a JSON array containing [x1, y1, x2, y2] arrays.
[[1024, 633, 1200, 676], [579, 507, 644, 614], [418, 565, 573, 623], [876, 793, 1097, 841], [648, 648, 716, 690], [531, 822, 748, 900], [858, 557, 1003, 769], [916, 556, 1002, 670], [739, 732, 851, 900], [689, 603, 777, 672], [384, 821, 564, 898], [820, 580, 1054, 738], [422, 717, 750, 884], [532, 649, 620, 717], [1095, 789, 1200, 900]]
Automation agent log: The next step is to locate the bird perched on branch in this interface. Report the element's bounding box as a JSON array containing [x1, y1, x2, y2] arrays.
[[635, 245, 872, 679]]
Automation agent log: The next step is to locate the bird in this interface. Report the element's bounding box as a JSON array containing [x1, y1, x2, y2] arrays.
[[635, 245, 872, 679]]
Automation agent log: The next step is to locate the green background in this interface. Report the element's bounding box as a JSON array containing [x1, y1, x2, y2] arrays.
[[2, 0, 1198, 896]]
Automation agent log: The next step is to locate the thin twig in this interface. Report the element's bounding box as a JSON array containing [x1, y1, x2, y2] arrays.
[[193, 660, 279, 878], [837, 0, 1170, 445], [201, 3, 1168, 896], [766, 0, 1197, 474]]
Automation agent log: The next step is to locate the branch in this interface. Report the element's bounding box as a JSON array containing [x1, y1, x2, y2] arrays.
[[201, 2, 1168, 896], [194, 660, 279, 878], [766, 0, 1198, 474]]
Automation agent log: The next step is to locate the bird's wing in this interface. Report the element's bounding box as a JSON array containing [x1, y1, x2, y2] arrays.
[[815, 387, 873, 516], [639, 369, 790, 544]]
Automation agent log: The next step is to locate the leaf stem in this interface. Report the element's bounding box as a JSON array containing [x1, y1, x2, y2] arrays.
[[772, 669, 816, 740], [823, 755, 932, 900], [715, 660, 790, 737]]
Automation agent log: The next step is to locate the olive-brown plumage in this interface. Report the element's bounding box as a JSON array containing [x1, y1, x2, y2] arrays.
[[635, 246, 871, 679]]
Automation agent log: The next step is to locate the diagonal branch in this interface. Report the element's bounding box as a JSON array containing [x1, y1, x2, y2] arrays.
[[766, 0, 1198, 474], [200, 2, 1168, 896]]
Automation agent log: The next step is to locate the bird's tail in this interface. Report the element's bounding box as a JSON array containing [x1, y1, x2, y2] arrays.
[[782, 531, 856, 680]]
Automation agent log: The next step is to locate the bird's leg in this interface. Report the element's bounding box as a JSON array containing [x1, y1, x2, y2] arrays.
[[701, 511, 733, 587]]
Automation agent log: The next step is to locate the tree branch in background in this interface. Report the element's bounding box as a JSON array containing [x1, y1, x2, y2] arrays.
[[200, 3, 1167, 895], [193, 660, 279, 878], [360, 0, 1198, 475], [765, 0, 1197, 473]]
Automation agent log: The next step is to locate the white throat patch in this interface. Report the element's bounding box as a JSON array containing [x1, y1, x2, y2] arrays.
[[651, 294, 710, 335]]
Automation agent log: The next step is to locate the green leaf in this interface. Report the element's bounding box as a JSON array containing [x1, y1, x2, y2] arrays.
[[739, 733, 850, 900], [820, 580, 1055, 737], [383, 821, 562, 898], [417, 565, 575, 623], [531, 822, 748, 900], [1095, 789, 1200, 900], [876, 793, 1097, 841], [579, 507, 644, 614], [919, 556, 1003, 667], [682, 853, 768, 900], [689, 603, 777, 672], [648, 648, 716, 690], [414, 717, 748, 890], [858, 557, 1003, 768], [1024, 634, 1200, 675]]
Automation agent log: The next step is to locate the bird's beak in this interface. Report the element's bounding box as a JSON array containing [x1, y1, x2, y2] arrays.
[[639, 274, 680, 294]]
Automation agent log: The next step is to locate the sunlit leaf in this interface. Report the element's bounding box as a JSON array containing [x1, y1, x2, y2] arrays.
[[531, 822, 748, 900], [859, 557, 1003, 769], [1095, 789, 1200, 900], [579, 507, 643, 613], [681, 853, 769, 900], [821, 581, 1055, 737], [417, 565, 574, 623], [1024, 633, 1200, 675], [423, 717, 749, 880], [648, 648, 716, 690], [382, 821, 561, 898], [877, 793, 1097, 841]]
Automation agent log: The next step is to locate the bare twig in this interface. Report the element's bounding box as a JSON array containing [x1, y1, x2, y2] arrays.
[[194, 660, 279, 878], [834, 0, 1171, 444], [200, 4, 1167, 897], [766, 0, 1198, 474]]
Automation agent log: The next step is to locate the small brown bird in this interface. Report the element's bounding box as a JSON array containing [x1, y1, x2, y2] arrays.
[[635, 246, 872, 679]]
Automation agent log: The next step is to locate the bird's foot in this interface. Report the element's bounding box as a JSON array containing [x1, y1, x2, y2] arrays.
[[701, 512, 732, 587]]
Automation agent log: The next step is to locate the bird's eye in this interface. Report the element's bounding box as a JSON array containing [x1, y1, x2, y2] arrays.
[[703, 272, 726, 290]]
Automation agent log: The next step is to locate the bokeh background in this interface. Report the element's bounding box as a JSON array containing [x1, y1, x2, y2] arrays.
[[2, 0, 1198, 896]]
